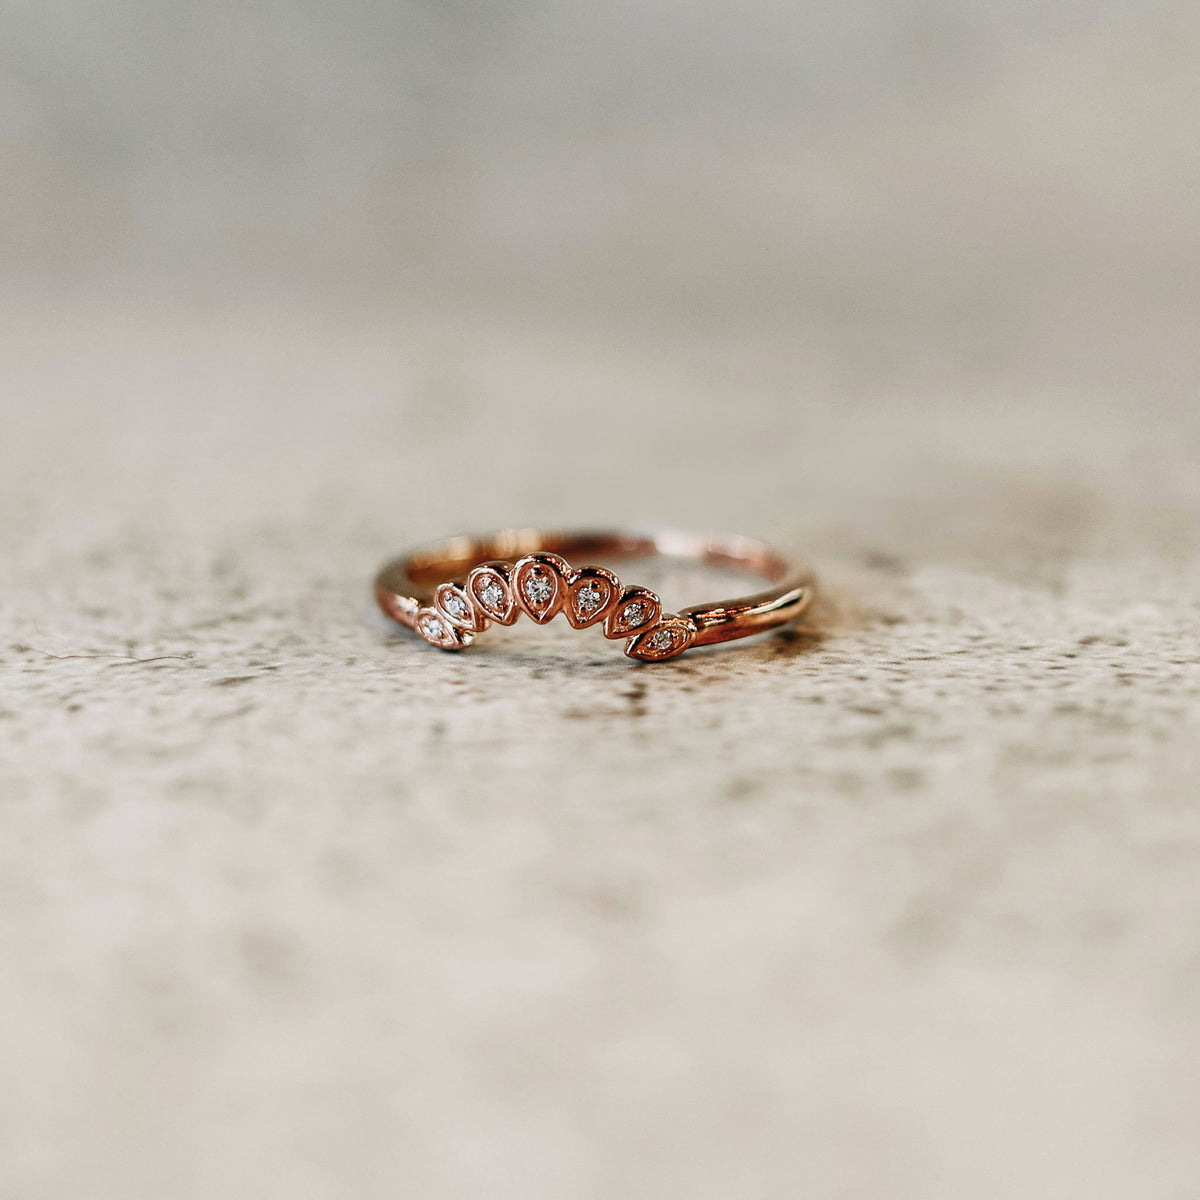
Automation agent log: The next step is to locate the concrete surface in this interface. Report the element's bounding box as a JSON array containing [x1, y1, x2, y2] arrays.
[[3, 297, 1199, 1199]]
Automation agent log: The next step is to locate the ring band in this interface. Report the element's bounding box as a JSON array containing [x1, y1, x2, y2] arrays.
[[375, 529, 815, 662]]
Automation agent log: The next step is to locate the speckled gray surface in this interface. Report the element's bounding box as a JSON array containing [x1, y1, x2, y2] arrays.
[[4, 3, 1200, 1194], [3, 298, 1200, 1199]]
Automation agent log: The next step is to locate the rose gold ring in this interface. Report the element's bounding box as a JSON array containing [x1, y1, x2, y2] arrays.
[[375, 529, 815, 663]]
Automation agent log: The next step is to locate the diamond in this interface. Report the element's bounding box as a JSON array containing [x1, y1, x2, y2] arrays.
[[625, 617, 694, 661], [419, 614, 446, 641], [443, 593, 468, 619], [524, 572, 554, 604], [479, 580, 505, 610], [577, 583, 603, 612], [622, 601, 646, 626]]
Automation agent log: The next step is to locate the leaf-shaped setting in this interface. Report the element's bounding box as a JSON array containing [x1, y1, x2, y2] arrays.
[[467, 561, 518, 626], [513, 553, 570, 624], [625, 614, 696, 662], [435, 581, 487, 632], [603, 586, 662, 639], [414, 606, 474, 651], [565, 565, 621, 629]]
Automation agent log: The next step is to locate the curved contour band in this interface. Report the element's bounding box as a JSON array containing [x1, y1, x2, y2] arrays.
[[375, 529, 815, 662]]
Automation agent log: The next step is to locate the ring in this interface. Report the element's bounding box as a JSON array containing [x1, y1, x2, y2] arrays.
[[375, 529, 815, 662]]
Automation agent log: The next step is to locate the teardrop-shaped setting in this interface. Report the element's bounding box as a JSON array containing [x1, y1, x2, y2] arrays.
[[565, 566, 621, 629], [414, 606, 473, 651], [513, 553, 569, 624], [435, 581, 487, 632], [604, 586, 661, 639], [467, 561, 518, 626], [625, 614, 696, 661]]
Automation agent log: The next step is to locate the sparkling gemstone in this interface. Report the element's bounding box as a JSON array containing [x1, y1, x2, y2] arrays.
[[647, 629, 673, 652], [577, 583, 603, 612], [443, 593, 468, 619], [622, 601, 646, 626], [524, 572, 554, 604], [419, 615, 446, 641], [479, 580, 505, 609]]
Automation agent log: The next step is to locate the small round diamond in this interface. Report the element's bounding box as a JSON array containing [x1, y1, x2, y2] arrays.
[[647, 629, 673, 652], [524, 572, 554, 605], [479, 580, 505, 610], [419, 615, 446, 641], [622, 601, 646, 626], [577, 583, 603, 612], [443, 593, 468, 619]]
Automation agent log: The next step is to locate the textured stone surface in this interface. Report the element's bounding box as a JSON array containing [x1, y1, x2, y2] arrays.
[[2, 298, 1199, 1200]]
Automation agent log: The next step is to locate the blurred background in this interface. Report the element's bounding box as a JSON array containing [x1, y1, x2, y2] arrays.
[[3, 4, 1200, 1198], [3, 0, 1198, 551]]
